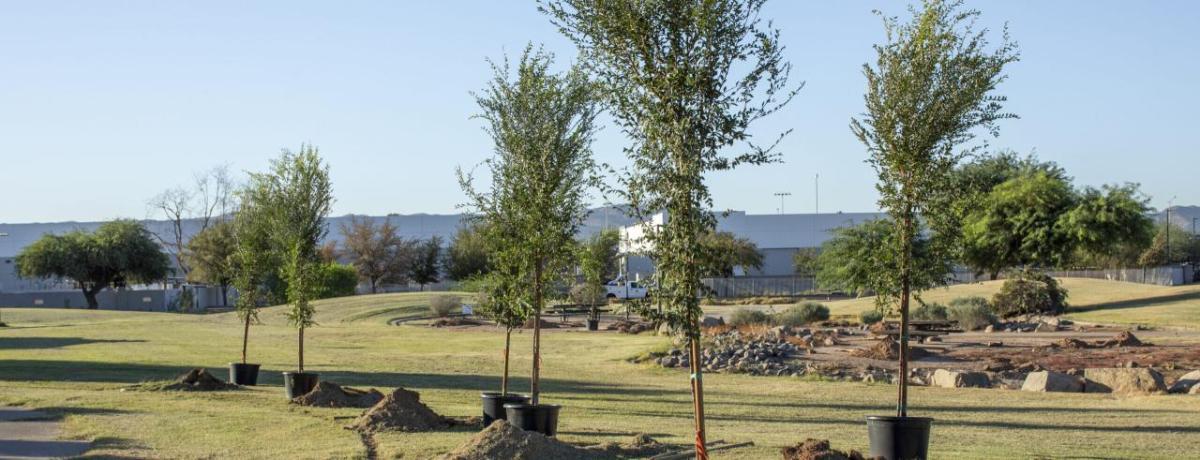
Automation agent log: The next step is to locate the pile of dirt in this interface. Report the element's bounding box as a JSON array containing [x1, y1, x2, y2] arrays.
[[141, 368, 239, 391], [1098, 331, 1147, 348], [350, 388, 450, 433], [430, 317, 482, 327], [436, 420, 613, 460], [292, 381, 384, 408], [849, 336, 930, 361], [782, 439, 875, 460], [606, 320, 652, 334]]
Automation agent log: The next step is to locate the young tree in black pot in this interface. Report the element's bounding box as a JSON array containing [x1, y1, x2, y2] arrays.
[[458, 45, 598, 436], [852, 1, 1018, 458], [251, 145, 334, 399], [226, 184, 275, 386], [473, 271, 531, 427]]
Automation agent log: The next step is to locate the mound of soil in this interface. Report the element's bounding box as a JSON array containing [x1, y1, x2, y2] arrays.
[[1054, 338, 1091, 349], [436, 420, 613, 460], [131, 368, 239, 391], [293, 381, 384, 408], [430, 317, 483, 327], [606, 320, 652, 334], [849, 336, 930, 361], [350, 388, 450, 433], [781, 439, 875, 460], [1098, 331, 1147, 348]]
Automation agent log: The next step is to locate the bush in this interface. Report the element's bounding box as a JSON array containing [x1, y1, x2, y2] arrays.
[[991, 269, 1068, 317], [859, 310, 884, 325], [728, 308, 772, 327], [911, 302, 948, 321], [429, 294, 462, 317], [569, 282, 605, 306], [315, 263, 359, 299], [947, 296, 995, 331], [775, 302, 830, 326]]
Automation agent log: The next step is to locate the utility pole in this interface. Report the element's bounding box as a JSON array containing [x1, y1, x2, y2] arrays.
[[1165, 196, 1176, 266], [815, 173, 820, 215], [774, 192, 791, 215]]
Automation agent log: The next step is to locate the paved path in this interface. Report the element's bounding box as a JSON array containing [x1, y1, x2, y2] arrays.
[[0, 408, 91, 459]]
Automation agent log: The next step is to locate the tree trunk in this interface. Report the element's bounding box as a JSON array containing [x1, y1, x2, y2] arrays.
[[241, 314, 251, 364], [221, 285, 229, 307], [897, 211, 914, 418], [298, 325, 305, 373], [531, 261, 544, 405], [371, 279, 378, 294], [82, 286, 101, 309], [502, 326, 512, 395], [688, 332, 708, 460]]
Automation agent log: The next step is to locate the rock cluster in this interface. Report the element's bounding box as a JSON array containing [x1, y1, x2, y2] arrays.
[[657, 330, 801, 376]]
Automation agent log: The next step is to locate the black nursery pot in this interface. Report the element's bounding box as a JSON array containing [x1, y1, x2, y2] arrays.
[[586, 319, 599, 331], [866, 415, 933, 460], [504, 403, 561, 436], [480, 392, 530, 428], [282, 371, 319, 399], [229, 362, 261, 386]]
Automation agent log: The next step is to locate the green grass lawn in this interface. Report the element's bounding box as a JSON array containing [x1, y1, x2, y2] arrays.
[[2, 290, 1199, 459], [819, 278, 1200, 329]]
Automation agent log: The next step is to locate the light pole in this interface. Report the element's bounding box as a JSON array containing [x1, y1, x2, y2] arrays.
[[1165, 196, 1176, 266], [774, 192, 791, 215]]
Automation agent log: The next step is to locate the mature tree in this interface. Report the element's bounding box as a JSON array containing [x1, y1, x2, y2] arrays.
[[340, 216, 414, 293], [444, 223, 491, 281], [186, 220, 237, 306], [409, 236, 443, 291], [1060, 184, 1154, 268], [699, 231, 763, 277], [248, 145, 333, 374], [792, 248, 819, 277], [1138, 222, 1196, 267], [315, 263, 359, 299], [459, 46, 597, 406], [147, 165, 235, 277], [852, 0, 1017, 417], [544, 0, 799, 450], [16, 220, 171, 308], [961, 172, 1076, 278], [816, 219, 949, 302]]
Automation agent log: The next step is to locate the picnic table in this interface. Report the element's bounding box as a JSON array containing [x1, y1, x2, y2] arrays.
[[545, 304, 611, 322]]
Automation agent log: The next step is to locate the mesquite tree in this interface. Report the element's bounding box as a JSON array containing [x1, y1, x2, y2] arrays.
[[543, 0, 798, 451], [459, 46, 597, 405], [249, 145, 334, 373], [852, 0, 1017, 417]]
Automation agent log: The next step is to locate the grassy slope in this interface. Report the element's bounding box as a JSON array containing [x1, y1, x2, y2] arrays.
[[0, 290, 1197, 459], [820, 278, 1200, 329]]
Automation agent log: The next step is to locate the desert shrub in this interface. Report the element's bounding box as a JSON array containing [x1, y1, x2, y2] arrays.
[[728, 308, 772, 327], [569, 282, 605, 306], [429, 294, 462, 317], [947, 296, 995, 330], [315, 263, 359, 299], [859, 309, 885, 325], [775, 302, 830, 326], [991, 269, 1068, 317], [911, 302, 948, 321]]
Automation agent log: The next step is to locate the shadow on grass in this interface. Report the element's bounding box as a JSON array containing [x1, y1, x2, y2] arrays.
[[0, 337, 146, 350], [1071, 291, 1200, 314], [552, 394, 1196, 414], [0, 360, 670, 397]]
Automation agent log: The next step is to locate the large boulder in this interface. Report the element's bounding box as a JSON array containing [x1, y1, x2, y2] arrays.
[[700, 316, 725, 328], [1021, 371, 1084, 393], [1168, 370, 1200, 394], [931, 369, 991, 389], [1083, 368, 1166, 394]]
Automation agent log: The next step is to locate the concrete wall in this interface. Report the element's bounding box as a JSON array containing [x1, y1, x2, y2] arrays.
[[0, 286, 228, 311]]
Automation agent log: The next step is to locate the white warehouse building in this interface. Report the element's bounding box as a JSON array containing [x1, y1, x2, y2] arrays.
[[619, 210, 886, 279]]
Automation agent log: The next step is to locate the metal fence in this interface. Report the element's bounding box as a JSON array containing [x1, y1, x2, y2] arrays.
[[702, 276, 817, 298], [953, 266, 1194, 287]]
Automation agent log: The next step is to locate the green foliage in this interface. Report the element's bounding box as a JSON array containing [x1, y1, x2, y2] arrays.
[[543, 0, 798, 343], [576, 228, 620, 306], [408, 236, 443, 289], [186, 220, 236, 305], [314, 263, 358, 299], [444, 224, 490, 281], [912, 302, 948, 321], [776, 302, 830, 326], [859, 310, 885, 325], [1137, 222, 1197, 267], [815, 219, 950, 305], [991, 269, 1069, 317], [569, 282, 605, 307], [728, 308, 772, 327], [792, 248, 819, 276], [429, 294, 462, 318], [962, 172, 1076, 277], [947, 296, 995, 330], [474, 272, 529, 330], [700, 231, 764, 277], [16, 219, 171, 309]]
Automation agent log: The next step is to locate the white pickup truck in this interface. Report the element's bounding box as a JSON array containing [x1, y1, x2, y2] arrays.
[[604, 279, 648, 300]]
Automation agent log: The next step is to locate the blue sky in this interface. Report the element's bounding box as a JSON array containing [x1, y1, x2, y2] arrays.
[[1, 1, 1197, 223]]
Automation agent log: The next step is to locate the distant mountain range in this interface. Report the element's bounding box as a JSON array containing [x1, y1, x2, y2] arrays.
[[1158, 206, 1200, 232], [0, 206, 641, 256]]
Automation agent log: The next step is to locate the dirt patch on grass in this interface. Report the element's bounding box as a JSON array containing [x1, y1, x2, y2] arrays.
[[849, 336, 930, 361], [430, 317, 483, 327], [1097, 331, 1148, 348], [293, 381, 384, 408], [588, 433, 672, 457], [350, 388, 450, 433], [782, 439, 874, 460], [436, 420, 614, 460], [129, 368, 239, 391]]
